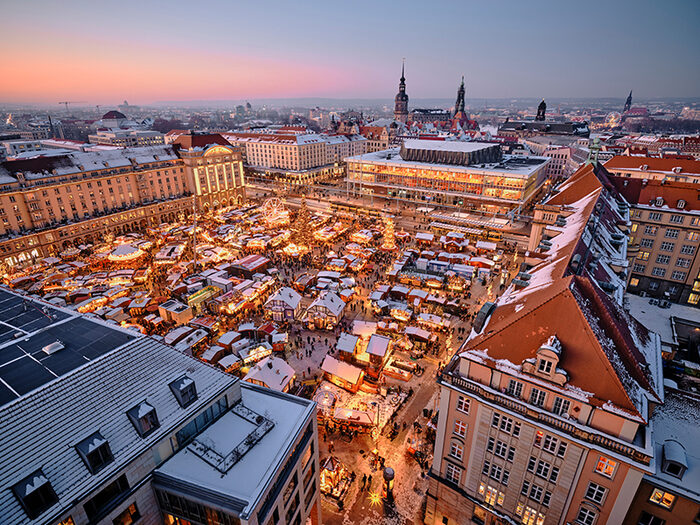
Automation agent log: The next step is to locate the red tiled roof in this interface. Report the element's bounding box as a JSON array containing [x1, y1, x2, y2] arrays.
[[170, 133, 230, 149], [609, 176, 700, 211], [604, 155, 700, 175]]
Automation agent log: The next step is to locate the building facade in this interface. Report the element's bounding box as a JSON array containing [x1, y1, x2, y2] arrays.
[[426, 162, 664, 525], [0, 137, 246, 266], [345, 139, 550, 214], [604, 155, 700, 184], [0, 288, 320, 525], [88, 129, 165, 147], [609, 176, 700, 307]]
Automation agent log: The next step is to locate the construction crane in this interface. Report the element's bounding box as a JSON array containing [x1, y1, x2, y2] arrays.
[[58, 101, 85, 111]]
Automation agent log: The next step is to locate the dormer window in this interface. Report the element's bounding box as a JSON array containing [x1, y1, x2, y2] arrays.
[[655, 197, 664, 206], [661, 440, 688, 479], [538, 360, 553, 374], [677, 200, 686, 209], [127, 401, 159, 438], [76, 431, 114, 474], [169, 375, 197, 408], [12, 469, 58, 519]]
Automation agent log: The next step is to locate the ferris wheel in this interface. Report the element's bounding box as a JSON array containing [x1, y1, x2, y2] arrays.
[[262, 197, 285, 219]]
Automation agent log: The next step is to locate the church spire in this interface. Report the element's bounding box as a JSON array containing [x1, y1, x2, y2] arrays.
[[454, 75, 466, 116], [401, 58, 405, 82], [394, 58, 409, 123]]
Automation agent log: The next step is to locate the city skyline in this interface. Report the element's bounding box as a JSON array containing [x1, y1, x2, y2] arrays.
[[1, 0, 699, 104]]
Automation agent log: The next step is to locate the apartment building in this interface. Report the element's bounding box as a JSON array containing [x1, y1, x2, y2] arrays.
[[358, 126, 391, 153], [221, 131, 366, 185], [0, 137, 246, 266], [0, 287, 320, 525], [608, 176, 700, 307], [345, 139, 550, 214], [88, 129, 165, 147], [426, 161, 664, 525]]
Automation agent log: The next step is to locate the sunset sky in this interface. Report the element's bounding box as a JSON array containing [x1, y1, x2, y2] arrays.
[[2, 0, 698, 104]]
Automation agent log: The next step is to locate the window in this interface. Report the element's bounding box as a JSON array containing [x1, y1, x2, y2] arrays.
[[113, 503, 140, 525], [457, 395, 470, 414], [489, 463, 502, 481], [453, 419, 467, 437], [662, 458, 686, 478], [644, 225, 658, 235], [529, 484, 543, 502], [542, 491, 552, 507], [665, 228, 679, 238], [76, 431, 114, 474], [638, 251, 650, 261], [445, 463, 462, 484], [656, 254, 671, 265], [84, 474, 129, 521], [651, 267, 666, 277], [549, 466, 559, 483], [649, 281, 660, 290], [529, 388, 546, 407], [680, 245, 696, 255], [487, 437, 495, 452], [649, 488, 676, 509], [595, 456, 617, 478], [127, 401, 159, 438], [585, 482, 607, 504], [506, 379, 523, 398], [527, 456, 536, 472], [576, 506, 597, 525], [449, 442, 464, 460], [169, 375, 197, 408], [537, 360, 552, 374], [638, 511, 665, 525], [495, 440, 508, 458], [669, 214, 684, 224], [676, 257, 691, 267], [482, 460, 490, 475], [633, 263, 646, 273], [557, 442, 568, 458], [552, 397, 570, 416], [483, 485, 504, 506], [507, 447, 516, 462], [640, 238, 654, 248], [521, 505, 545, 525], [521, 480, 530, 495], [535, 460, 551, 479], [671, 271, 687, 281], [660, 241, 675, 251], [649, 212, 663, 221], [11, 469, 59, 519], [541, 434, 556, 452]]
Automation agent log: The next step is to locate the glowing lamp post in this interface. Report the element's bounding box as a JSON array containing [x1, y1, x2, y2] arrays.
[[382, 467, 395, 503]]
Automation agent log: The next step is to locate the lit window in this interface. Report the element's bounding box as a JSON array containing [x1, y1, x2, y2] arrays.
[[595, 456, 617, 478], [449, 442, 464, 460], [629, 278, 640, 287], [445, 463, 461, 484], [113, 503, 141, 525], [456, 395, 470, 414], [649, 489, 676, 509], [453, 419, 467, 437]]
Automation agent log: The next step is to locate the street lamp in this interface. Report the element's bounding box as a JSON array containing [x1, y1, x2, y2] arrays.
[[382, 467, 395, 503]]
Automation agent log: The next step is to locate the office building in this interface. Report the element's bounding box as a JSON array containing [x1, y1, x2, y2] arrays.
[[88, 129, 165, 148], [0, 287, 320, 525]]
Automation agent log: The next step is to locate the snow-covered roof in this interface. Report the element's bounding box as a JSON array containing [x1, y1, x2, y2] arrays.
[[265, 287, 301, 310], [0, 334, 236, 525], [366, 334, 392, 357], [321, 355, 363, 384], [154, 383, 314, 520], [244, 357, 295, 392]]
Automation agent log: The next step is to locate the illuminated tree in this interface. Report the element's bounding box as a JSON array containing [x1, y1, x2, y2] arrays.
[[292, 195, 314, 247]]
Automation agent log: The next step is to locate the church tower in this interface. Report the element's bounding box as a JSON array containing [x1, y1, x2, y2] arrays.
[[394, 60, 409, 123], [623, 90, 633, 113], [454, 76, 465, 116], [536, 99, 547, 121]]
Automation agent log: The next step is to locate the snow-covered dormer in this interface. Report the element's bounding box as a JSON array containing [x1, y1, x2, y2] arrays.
[[522, 335, 569, 386]]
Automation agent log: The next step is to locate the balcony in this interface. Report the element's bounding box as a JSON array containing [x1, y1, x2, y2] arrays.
[[439, 370, 651, 465]]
